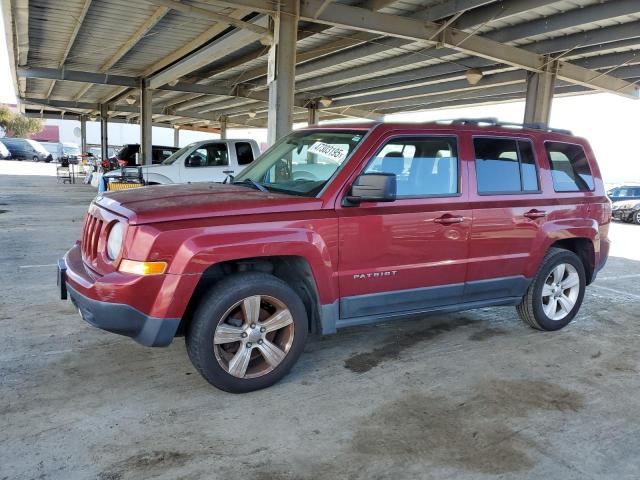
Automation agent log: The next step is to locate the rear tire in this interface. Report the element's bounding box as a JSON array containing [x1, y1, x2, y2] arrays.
[[186, 272, 308, 393], [516, 248, 586, 331]]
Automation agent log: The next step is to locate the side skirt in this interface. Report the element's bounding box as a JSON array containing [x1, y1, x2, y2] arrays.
[[333, 297, 522, 331], [318, 275, 531, 334]]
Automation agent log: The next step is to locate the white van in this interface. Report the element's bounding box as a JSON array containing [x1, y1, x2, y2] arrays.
[[103, 139, 260, 185]]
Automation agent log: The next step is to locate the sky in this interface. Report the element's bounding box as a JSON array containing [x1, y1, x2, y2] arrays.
[[1, 8, 639, 183]]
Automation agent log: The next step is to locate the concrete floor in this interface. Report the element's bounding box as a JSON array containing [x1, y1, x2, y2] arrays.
[[1, 174, 639, 480]]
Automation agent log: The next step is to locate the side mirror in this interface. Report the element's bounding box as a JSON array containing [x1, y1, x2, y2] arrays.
[[345, 173, 396, 206]]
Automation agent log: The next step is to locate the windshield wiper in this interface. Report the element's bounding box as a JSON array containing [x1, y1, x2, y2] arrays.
[[233, 178, 269, 193]]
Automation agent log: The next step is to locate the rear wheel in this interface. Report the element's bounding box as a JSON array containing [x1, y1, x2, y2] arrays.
[[517, 248, 586, 331], [186, 272, 308, 393]]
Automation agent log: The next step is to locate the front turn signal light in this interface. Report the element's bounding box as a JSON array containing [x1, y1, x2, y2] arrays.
[[119, 259, 167, 275]]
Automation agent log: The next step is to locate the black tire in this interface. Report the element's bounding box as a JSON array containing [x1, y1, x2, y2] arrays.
[[633, 211, 640, 225], [516, 247, 586, 331], [186, 272, 308, 393], [32, 155, 39, 162]]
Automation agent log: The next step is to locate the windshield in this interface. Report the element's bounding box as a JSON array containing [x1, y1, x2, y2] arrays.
[[63, 145, 80, 155], [27, 139, 48, 154], [232, 130, 365, 196], [162, 143, 195, 165]]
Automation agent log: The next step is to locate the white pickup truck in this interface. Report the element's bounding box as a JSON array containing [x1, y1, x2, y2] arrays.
[[103, 139, 260, 185]]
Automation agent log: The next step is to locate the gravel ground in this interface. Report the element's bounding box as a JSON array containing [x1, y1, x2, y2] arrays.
[[1, 174, 639, 480]]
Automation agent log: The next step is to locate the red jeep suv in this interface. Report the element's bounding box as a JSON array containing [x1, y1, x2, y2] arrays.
[[58, 119, 611, 393]]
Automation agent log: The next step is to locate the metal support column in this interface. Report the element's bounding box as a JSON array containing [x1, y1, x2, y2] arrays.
[[219, 116, 227, 139], [267, 0, 299, 146], [140, 79, 153, 165], [173, 126, 179, 147], [523, 56, 557, 126], [307, 102, 319, 125], [80, 115, 87, 155], [99, 104, 108, 163]]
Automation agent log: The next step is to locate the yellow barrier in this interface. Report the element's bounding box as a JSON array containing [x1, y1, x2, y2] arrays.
[[107, 182, 143, 191]]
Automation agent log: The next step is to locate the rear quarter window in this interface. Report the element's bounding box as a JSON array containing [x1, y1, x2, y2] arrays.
[[545, 142, 594, 192]]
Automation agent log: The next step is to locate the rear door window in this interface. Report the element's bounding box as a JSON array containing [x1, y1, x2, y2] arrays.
[[545, 142, 594, 192], [235, 142, 255, 166], [474, 138, 539, 193]]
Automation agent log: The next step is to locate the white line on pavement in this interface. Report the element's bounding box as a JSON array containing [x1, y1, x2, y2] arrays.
[[599, 274, 640, 281], [19, 264, 57, 269], [590, 284, 640, 301]]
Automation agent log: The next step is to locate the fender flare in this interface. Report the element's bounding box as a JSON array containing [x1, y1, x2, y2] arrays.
[[167, 226, 339, 304]]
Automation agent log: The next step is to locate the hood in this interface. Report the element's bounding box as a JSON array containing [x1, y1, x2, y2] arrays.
[[95, 182, 324, 225]]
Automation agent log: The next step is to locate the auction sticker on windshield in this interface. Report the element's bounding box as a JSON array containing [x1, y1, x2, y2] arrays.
[[308, 142, 348, 162]]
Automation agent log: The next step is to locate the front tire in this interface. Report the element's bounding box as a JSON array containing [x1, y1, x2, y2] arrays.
[[633, 211, 640, 225], [517, 248, 586, 331], [186, 272, 308, 393], [33, 155, 39, 162]]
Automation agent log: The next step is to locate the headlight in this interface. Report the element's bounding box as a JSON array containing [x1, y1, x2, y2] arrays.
[[106, 222, 124, 260]]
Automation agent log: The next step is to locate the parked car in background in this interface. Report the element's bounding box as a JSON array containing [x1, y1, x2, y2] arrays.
[[612, 199, 640, 224], [102, 139, 260, 186], [109, 144, 180, 168], [607, 185, 640, 203], [0, 138, 51, 162], [0, 141, 12, 159], [59, 120, 610, 393], [41, 142, 81, 164], [88, 145, 118, 161]]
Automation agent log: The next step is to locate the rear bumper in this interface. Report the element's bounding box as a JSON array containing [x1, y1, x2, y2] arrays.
[[59, 245, 181, 347], [592, 236, 611, 284]]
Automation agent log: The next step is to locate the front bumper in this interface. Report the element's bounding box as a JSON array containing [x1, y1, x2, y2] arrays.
[[612, 208, 635, 221], [58, 249, 180, 347]]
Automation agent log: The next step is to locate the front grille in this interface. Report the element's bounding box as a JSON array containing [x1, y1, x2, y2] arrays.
[[81, 212, 104, 262]]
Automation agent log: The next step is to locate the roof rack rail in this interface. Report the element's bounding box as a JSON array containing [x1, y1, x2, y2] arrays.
[[441, 118, 572, 135]]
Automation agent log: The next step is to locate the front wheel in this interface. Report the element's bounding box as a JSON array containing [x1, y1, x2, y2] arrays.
[[186, 272, 308, 393], [32, 155, 39, 162], [517, 248, 586, 331], [633, 211, 640, 225]]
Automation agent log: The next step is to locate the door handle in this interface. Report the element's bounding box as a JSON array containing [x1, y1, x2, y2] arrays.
[[434, 214, 465, 225], [524, 209, 547, 219], [223, 170, 234, 174]]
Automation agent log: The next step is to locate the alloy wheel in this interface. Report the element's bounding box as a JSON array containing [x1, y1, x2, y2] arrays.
[[541, 263, 580, 321], [213, 295, 295, 379]]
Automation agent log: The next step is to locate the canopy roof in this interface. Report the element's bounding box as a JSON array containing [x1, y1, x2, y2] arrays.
[[4, 0, 639, 130]]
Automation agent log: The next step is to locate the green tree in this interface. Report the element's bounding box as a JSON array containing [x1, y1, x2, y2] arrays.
[[0, 104, 43, 138]]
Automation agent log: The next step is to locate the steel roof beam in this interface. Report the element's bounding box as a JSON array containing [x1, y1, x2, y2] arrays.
[[96, 7, 253, 107], [296, 0, 639, 98], [327, 48, 640, 110], [487, 0, 640, 44], [452, 0, 558, 30], [148, 15, 269, 89], [73, 5, 170, 100], [46, 0, 92, 98], [167, 0, 511, 114], [330, 70, 526, 108], [365, 66, 640, 114], [294, 0, 640, 94], [316, 21, 640, 99], [145, 0, 270, 37]]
